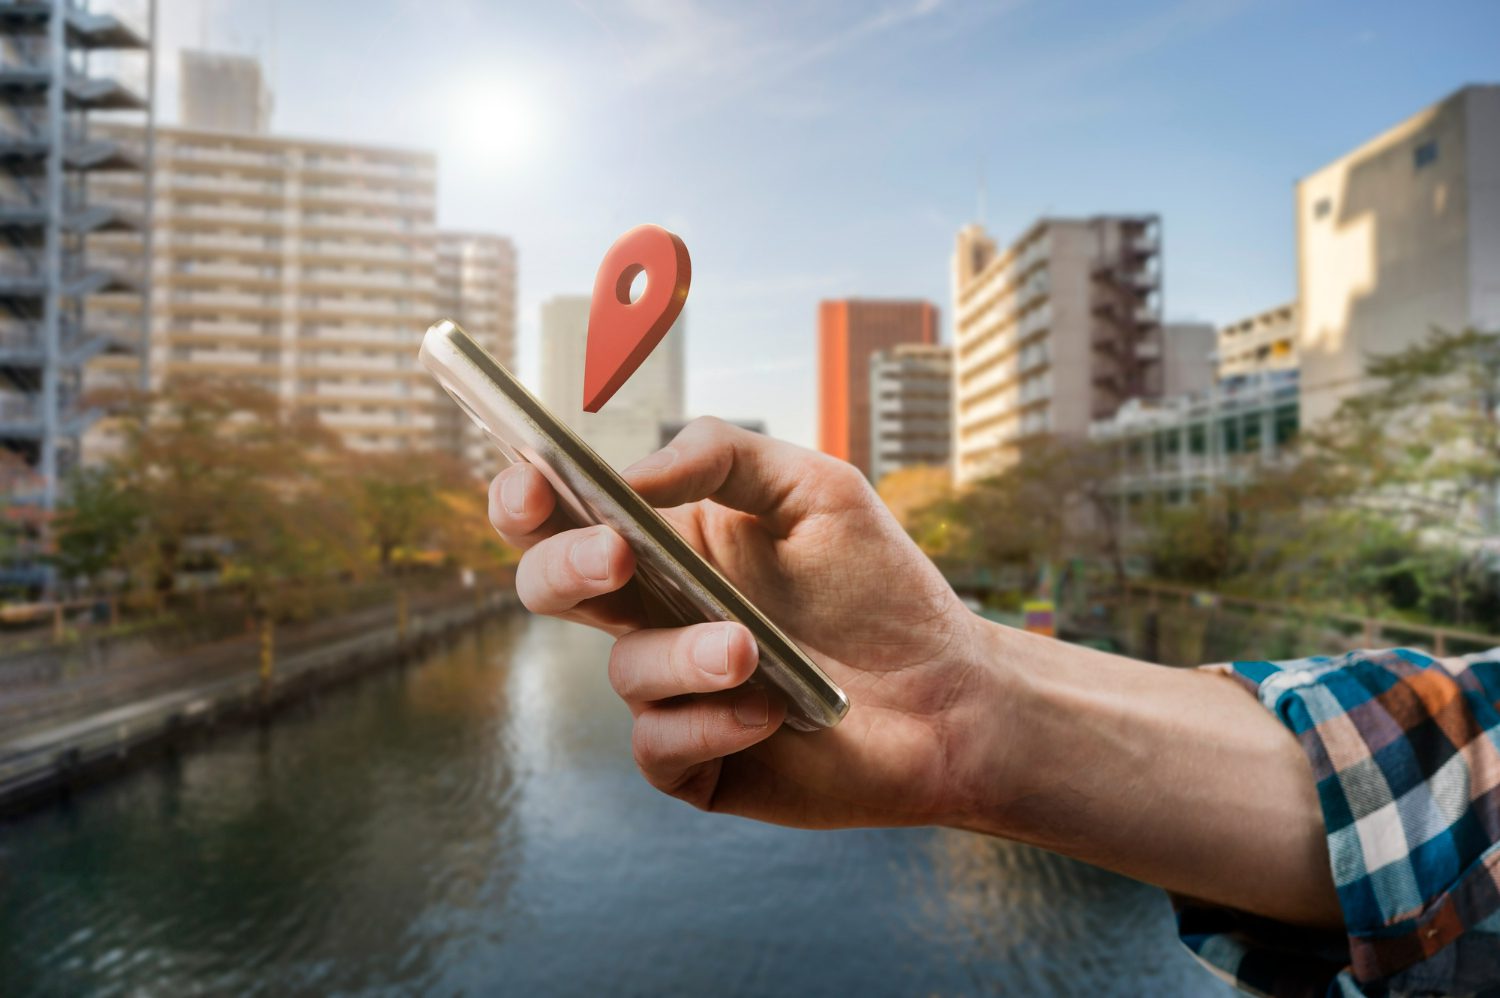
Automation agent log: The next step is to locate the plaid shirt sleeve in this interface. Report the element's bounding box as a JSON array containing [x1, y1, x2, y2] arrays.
[[1174, 647, 1500, 997]]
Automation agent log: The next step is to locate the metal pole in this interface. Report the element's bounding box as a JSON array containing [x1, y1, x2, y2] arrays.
[[40, 0, 65, 511], [139, 0, 157, 393]]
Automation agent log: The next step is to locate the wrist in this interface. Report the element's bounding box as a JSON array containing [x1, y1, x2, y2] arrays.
[[933, 615, 1043, 835]]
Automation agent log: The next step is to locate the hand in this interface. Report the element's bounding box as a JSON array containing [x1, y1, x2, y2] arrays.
[[488, 418, 1004, 828]]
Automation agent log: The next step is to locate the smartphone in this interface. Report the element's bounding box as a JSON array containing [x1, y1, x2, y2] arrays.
[[419, 318, 849, 731]]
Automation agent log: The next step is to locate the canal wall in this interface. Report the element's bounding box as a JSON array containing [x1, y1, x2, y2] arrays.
[[0, 586, 518, 815]]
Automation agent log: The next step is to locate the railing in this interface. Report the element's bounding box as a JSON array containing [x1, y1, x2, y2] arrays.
[[1117, 580, 1500, 661], [0, 321, 40, 351], [0, 394, 40, 422]]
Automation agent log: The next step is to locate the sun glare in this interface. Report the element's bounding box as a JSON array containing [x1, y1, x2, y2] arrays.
[[445, 77, 540, 169]]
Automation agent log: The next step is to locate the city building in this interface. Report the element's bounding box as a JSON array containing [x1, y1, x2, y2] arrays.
[[179, 50, 271, 134], [1089, 369, 1300, 514], [659, 419, 764, 448], [1161, 322, 1216, 397], [868, 343, 951, 486], [82, 52, 516, 462], [0, 0, 154, 511], [435, 231, 516, 476], [1217, 303, 1297, 382], [951, 216, 1162, 485], [1297, 84, 1500, 425], [539, 294, 684, 469], [817, 298, 937, 479]]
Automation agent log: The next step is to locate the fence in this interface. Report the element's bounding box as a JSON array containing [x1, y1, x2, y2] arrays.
[[1100, 581, 1500, 666]]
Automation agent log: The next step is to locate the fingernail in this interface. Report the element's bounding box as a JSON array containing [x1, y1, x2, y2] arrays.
[[734, 689, 769, 727], [500, 469, 527, 516], [624, 447, 676, 475], [692, 626, 730, 676], [570, 530, 612, 581]]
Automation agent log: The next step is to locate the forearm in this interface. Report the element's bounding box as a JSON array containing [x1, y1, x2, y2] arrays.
[[954, 621, 1343, 929]]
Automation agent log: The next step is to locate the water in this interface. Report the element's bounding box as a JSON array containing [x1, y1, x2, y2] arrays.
[[0, 614, 1228, 996]]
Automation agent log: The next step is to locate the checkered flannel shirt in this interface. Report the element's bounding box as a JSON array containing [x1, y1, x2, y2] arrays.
[[1175, 647, 1500, 996]]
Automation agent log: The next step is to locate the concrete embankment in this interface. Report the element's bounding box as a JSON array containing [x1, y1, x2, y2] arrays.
[[0, 588, 517, 814]]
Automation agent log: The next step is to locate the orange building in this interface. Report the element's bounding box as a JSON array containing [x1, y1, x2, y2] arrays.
[[818, 299, 939, 478]]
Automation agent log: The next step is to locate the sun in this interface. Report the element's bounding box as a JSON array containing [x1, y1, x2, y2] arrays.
[[444, 77, 540, 169]]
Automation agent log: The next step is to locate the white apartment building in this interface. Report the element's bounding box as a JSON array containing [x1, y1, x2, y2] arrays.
[[538, 294, 684, 469], [1089, 369, 1301, 513], [1298, 84, 1500, 424], [1217, 303, 1297, 382], [868, 343, 951, 485], [951, 216, 1163, 485], [81, 54, 516, 462]]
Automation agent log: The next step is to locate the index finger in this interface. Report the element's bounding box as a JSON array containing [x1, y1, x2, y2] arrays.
[[488, 462, 565, 550], [620, 417, 866, 536]]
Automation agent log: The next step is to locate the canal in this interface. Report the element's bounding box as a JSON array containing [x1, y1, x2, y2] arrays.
[[0, 613, 1228, 995]]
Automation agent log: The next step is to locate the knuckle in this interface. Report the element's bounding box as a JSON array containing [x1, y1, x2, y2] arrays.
[[631, 717, 667, 782], [606, 639, 635, 699], [668, 628, 697, 688], [687, 710, 715, 759], [514, 557, 544, 612]]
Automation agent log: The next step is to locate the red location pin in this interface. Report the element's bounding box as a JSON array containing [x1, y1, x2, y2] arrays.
[[583, 224, 691, 412]]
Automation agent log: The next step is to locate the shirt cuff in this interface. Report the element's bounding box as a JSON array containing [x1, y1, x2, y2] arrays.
[[1174, 647, 1500, 997]]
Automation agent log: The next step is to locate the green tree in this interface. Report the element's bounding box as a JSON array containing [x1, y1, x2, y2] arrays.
[[52, 466, 143, 590]]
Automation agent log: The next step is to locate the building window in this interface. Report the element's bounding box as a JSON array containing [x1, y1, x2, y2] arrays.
[[1414, 140, 1439, 170], [1313, 197, 1332, 219]]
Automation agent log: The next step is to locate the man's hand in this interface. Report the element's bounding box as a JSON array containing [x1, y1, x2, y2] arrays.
[[488, 417, 1345, 929], [488, 417, 1004, 828]]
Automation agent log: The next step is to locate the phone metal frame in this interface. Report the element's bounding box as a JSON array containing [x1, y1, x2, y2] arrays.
[[419, 319, 848, 730]]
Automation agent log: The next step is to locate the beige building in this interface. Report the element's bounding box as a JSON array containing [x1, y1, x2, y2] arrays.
[[84, 54, 515, 464], [951, 216, 1163, 485], [1297, 84, 1500, 424], [1217, 303, 1298, 382], [538, 294, 684, 469], [85, 125, 445, 454], [179, 50, 273, 134], [1161, 322, 1216, 397], [868, 343, 951, 486], [436, 232, 517, 475]]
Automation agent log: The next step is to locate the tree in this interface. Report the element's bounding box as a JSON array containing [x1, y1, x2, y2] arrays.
[[353, 450, 450, 569], [52, 466, 143, 591]]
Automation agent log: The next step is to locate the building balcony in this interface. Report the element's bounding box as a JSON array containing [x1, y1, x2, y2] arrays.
[[64, 72, 147, 112], [0, 203, 47, 227], [64, 136, 144, 171], [0, 391, 42, 437], [65, 7, 150, 51]]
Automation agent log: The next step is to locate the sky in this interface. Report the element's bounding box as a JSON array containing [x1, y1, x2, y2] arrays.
[[152, 0, 1500, 447]]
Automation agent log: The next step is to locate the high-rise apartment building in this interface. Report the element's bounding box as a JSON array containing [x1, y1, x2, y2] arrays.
[[84, 124, 445, 453], [817, 298, 937, 479], [1217, 303, 1297, 382], [83, 54, 515, 462], [868, 343, 951, 486], [1297, 84, 1500, 424], [951, 216, 1162, 485], [0, 1, 153, 511], [179, 50, 271, 134], [436, 231, 516, 475], [539, 294, 684, 469]]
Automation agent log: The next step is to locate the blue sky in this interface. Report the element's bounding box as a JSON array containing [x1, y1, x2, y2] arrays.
[[165, 0, 1500, 446]]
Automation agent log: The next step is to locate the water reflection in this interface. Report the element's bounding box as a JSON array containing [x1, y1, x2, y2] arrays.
[[0, 613, 1225, 995]]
